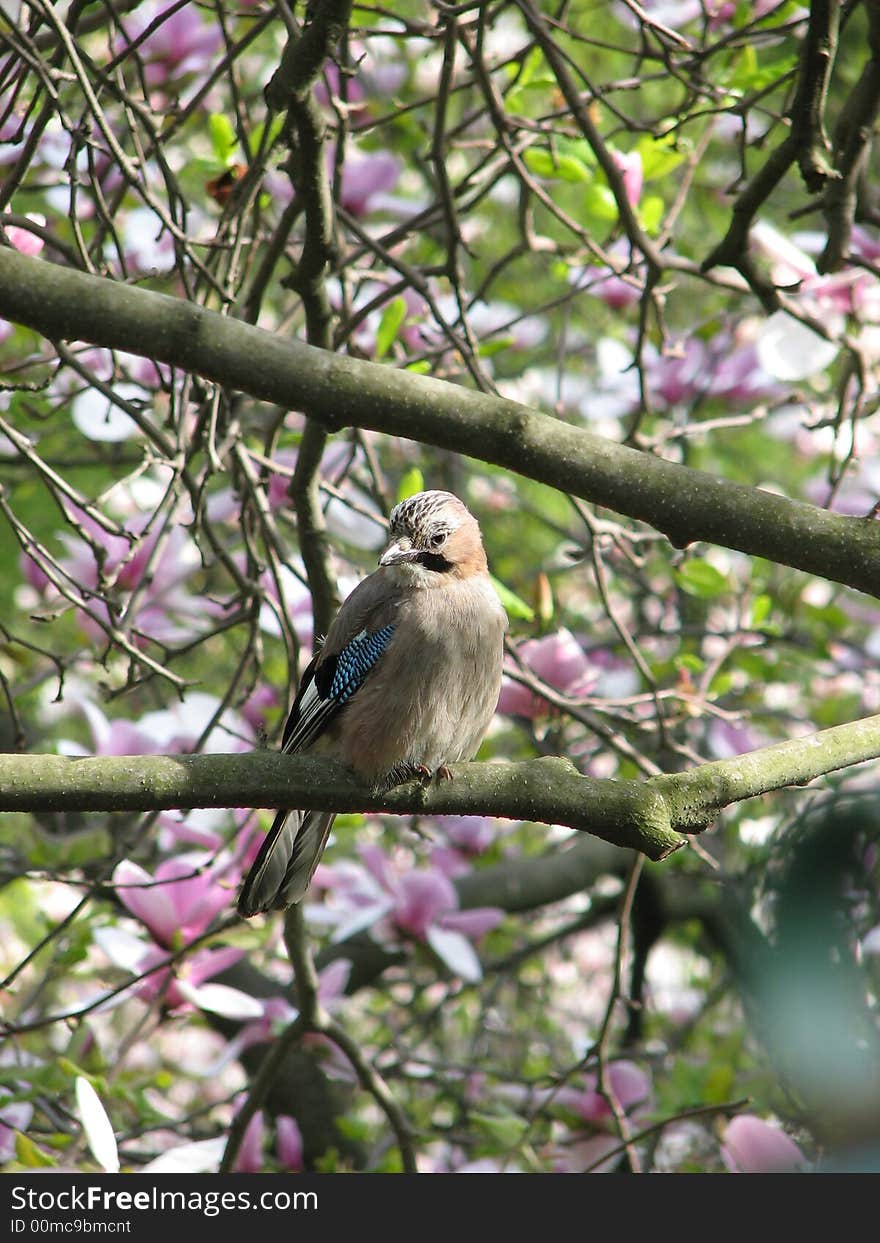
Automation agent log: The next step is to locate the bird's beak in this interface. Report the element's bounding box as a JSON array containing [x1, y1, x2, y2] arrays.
[[379, 537, 420, 567]]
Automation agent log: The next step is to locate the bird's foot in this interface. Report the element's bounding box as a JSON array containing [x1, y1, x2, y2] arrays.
[[400, 763, 454, 784], [414, 763, 453, 783], [383, 762, 455, 790]]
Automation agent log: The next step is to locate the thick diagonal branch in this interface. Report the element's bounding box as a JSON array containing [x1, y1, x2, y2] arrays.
[[2, 249, 880, 597]]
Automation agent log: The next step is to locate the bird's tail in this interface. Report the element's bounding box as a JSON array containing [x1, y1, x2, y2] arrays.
[[237, 809, 336, 917]]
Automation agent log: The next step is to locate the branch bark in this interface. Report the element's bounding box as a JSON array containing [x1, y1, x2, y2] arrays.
[[4, 710, 880, 861], [2, 248, 880, 598]]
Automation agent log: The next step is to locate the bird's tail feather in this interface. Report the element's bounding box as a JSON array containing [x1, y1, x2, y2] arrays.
[[237, 809, 336, 917]]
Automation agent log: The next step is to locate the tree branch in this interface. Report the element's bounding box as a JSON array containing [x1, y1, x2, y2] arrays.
[[3, 249, 880, 598], [4, 712, 880, 861], [702, 0, 841, 278], [818, 0, 880, 272], [0, 751, 683, 861]]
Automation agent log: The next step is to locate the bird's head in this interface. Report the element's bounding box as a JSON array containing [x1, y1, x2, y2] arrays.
[[379, 489, 488, 581]]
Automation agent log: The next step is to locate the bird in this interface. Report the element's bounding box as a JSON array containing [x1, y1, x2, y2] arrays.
[[237, 489, 508, 917]]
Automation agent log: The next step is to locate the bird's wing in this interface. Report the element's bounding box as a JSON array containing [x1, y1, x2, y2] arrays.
[[281, 621, 397, 755], [238, 578, 400, 918], [279, 569, 402, 754]]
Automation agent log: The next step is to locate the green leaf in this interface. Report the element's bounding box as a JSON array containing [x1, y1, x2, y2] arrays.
[[582, 182, 619, 224], [471, 1110, 528, 1148], [208, 113, 238, 167], [375, 295, 408, 359], [676, 559, 731, 598], [639, 194, 665, 234], [478, 336, 514, 357], [490, 574, 535, 621], [751, 594, 772, 626], [247, 113, 285, 159], [397, 468, 425, 503], [524, 149, 591, 183], [676, 653, 704, 674], [505, 48, 554, 111], [507, 46, 545, 90], [709, 670, 734, 697], [15, 1132, 57, 1168], [727, 45, 796, 93], [404, 360, 431, 374], [635, 135, 686, 182], [557, 137, 597, 168]]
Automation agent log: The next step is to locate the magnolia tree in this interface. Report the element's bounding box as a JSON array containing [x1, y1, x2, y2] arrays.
[[1, 0, 880, 1176]]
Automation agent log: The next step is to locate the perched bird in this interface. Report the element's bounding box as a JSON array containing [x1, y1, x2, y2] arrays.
[[237, 489, 508, 917]]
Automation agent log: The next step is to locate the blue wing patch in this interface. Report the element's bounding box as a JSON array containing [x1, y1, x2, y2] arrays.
[[281, 624, 395, 755], [328, 625, 396, 704]]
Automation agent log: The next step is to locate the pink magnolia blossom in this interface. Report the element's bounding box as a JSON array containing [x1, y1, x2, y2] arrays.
[[314, 62, 368, 118], [100, 934, 243, 1013], [24, 505, 224, 645], [574, 257, 644, 309], [721, 1115, 807, 1173], [851, 225, 880, 264], [58, 693, 254, 761], [615, 0, 785, 30], [235, 960, 351, 1052], [611, 149, 642, 208], [238, 684, 279, 734], [645, 334, 781, 410], [707, 718, 764, 759], [750, 221, 880, 378], [552, 1134, 624, 1174], [436, 815, 497, 856], [359, 845, 502, 943], [555, 1061, 652, 1128], [317, 847, 502, 981], [113, 856, 232, 949], [498, 628, 597, 718], [118, 3, 222, 87], [276, 1116, 304, 1172], [156, 808, 232, 853], [338, 148, 401, 217], [4, 213, 45, 256], [233, 1105, 265, 1174], [428, 1146, 507, 1173], [205, 961, 353, 1083]]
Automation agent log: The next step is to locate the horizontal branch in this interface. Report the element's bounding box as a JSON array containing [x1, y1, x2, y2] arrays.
[[2, 249, 880, 598], [4, 710, 880, 861], [0, 751, 683, 861]]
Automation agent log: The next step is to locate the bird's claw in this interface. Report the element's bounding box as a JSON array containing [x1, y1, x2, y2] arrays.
[[412, 763, 453, 783]]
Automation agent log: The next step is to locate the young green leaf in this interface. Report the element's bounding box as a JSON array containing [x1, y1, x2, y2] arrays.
[[397, 467, 425, 502], [376, 296, 408, 359], [676, 559, 731, 598], [208, 113, 238, 167], [491, 574, 535, 621]]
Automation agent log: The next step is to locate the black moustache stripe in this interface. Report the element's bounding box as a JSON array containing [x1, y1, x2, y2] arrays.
[[416, 551, 454, 572]]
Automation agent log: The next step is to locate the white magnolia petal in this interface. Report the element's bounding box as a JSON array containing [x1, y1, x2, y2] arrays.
[[174, 980, 265, 1020], [139, 1137, 226, 1174], [426, 926, 482, 983], [75, 1077, 120, 1174], [329, 899, 394, 944], [92, 925, 148, 973], [755, 310, 839, 381]]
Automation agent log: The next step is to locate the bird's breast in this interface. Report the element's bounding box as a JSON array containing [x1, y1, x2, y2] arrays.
[[334, 577, 506, 780]]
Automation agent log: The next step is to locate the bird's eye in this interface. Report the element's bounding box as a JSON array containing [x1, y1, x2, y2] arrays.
[[428, 531, 447, 549]]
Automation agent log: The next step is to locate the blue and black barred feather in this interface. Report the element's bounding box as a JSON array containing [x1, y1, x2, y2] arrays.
[[281, 624, 396, 755], [320, 624, 396, 704]]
